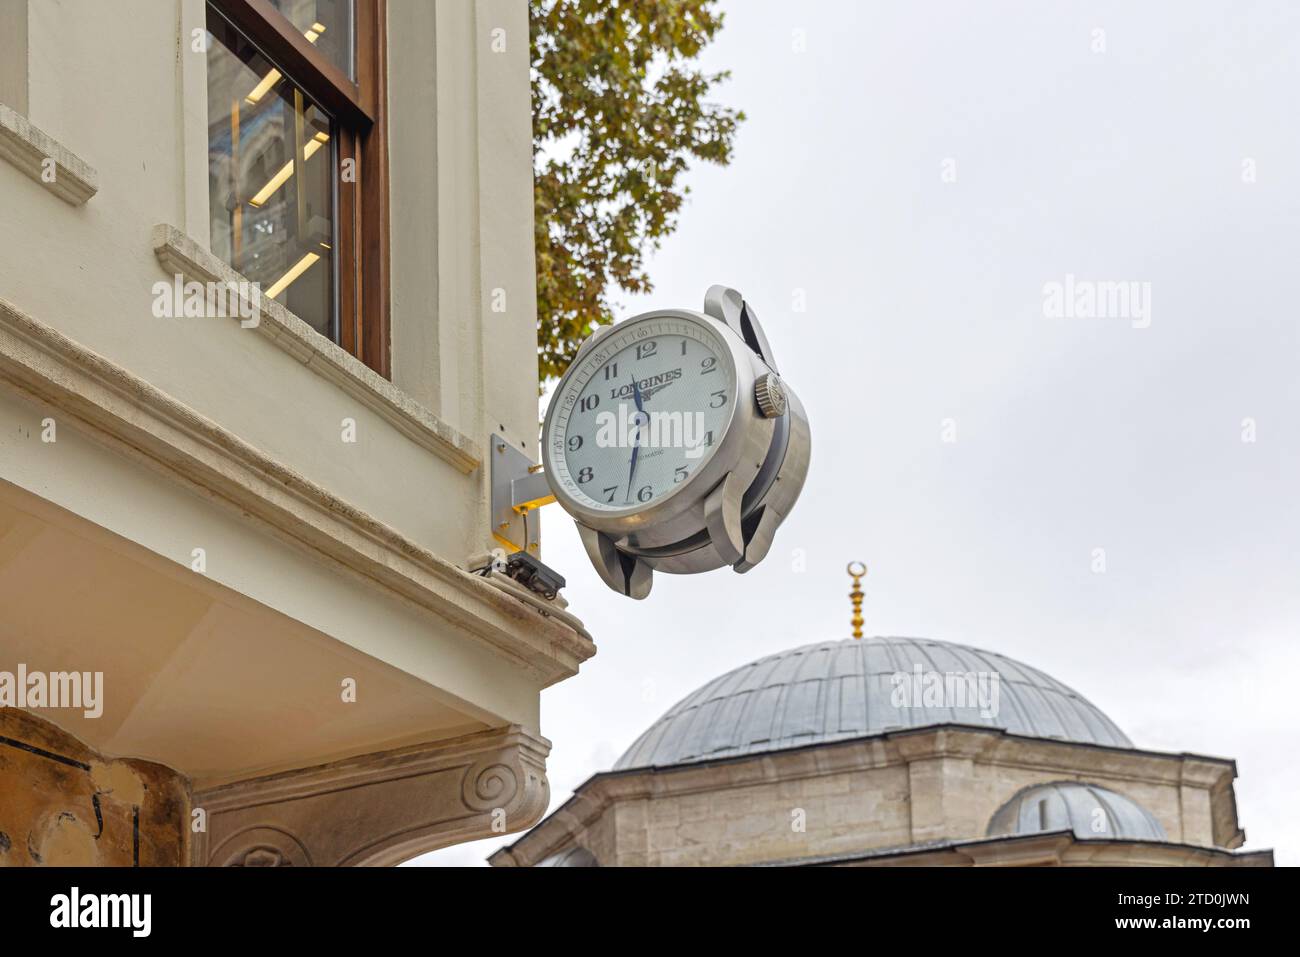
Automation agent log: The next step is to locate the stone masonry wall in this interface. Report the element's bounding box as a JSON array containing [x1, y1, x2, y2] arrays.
[[0, 708, 188, 866], [595, 757, 1200, 866]]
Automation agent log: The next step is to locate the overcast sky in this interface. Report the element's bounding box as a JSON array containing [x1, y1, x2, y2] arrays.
[[412, 0, 1300, 866]]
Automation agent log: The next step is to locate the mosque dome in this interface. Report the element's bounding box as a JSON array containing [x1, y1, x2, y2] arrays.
[[987, 781, 1168, 841], [614, 636, 1131, 770]]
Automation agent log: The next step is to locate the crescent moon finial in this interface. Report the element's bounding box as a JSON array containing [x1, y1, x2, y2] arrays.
[[846, 562, 866, 640]]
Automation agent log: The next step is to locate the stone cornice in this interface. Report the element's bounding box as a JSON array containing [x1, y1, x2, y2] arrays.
[[0, 294, 595, 685], [194, 726, 552, 866], [1179, 755, 1238, 789], [152, 224, 481, 474], [0, 104, 98, 205], [886, 726, 1238, 788]]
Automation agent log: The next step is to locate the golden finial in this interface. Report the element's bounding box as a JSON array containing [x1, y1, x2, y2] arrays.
[[847, 561, 866, 640]]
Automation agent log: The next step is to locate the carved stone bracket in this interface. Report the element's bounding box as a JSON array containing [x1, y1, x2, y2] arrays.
[[192, 726, 551, 867]]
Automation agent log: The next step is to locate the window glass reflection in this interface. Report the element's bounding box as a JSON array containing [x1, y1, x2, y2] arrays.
[[266, 0, 354, 80], [206, 8, 336, 338]]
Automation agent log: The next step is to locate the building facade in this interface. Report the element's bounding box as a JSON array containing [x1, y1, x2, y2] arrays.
[[491, 636, 1272, 867], [0, 0, 593, 866]]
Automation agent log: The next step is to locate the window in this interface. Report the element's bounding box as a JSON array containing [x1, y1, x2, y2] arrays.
[[205, 0, 389, 376]]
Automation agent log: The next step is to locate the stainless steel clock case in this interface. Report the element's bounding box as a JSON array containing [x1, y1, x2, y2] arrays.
[[541, 286, 811, 597]]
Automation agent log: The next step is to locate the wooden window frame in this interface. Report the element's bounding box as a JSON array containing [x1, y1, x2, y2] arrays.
[[209, 0, 390, 378]]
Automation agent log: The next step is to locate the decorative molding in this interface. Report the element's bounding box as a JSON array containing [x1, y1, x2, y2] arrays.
[[0, 103, 98, 205], [212, 827, 313, 867], [151, 224, 481, 474], [0, 294, 595, 685], [193, 726, 551, 866]]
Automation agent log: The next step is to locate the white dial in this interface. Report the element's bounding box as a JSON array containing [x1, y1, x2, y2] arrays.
[[549, 317, 736, 512]]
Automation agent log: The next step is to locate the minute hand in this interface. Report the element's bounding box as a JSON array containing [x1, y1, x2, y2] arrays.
[[625, 375, 645, 502]]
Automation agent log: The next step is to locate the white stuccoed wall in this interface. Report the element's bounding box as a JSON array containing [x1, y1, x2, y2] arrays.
[[0, 0, 567, 741]]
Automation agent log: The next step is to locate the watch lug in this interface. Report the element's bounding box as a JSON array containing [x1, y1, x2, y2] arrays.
[[576, 523, 653, 599], [703, 285, 779, 372], [622, 551, 653, 599], [704, 284, 745, 331], [704, 472, 745, 565], [734, 504, 783, 573], [740, 300, 778, 372]]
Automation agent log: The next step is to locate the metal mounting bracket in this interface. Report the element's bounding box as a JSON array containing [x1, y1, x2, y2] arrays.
[[489, 434, 556, 554]]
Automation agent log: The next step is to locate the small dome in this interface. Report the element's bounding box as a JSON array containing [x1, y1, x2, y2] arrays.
[[987, 782, 1167, 841], [615, 637, 1130, 770], [536, 846, 598, 867]]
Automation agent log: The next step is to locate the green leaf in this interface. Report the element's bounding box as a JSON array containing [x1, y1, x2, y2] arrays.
[[531, 0, 743, 381]]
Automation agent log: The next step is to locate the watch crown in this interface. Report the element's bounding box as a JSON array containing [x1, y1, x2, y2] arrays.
[[754, 372, 787, 418]]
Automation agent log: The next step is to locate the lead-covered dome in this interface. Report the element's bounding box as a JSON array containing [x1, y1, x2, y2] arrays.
[[536, 846, 599, 867], [615, 637, 1131, 770], [987, 782, 1167, 841]]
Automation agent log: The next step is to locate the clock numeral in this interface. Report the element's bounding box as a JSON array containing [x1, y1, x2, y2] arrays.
[[637, 484, 654, 503], [681, 340, 688, 356], [704, 430, 715, 446], [636, 340, 657, 361], [577, 466, 593, 484], [603, 486, 618, 503], [700, 356, 717, 374], [710, 390, 728, 408], [580, 394, 600, 412], [674, 466, 689, 484], [567, 435, 583, 452], [603, 362, 619, 380]]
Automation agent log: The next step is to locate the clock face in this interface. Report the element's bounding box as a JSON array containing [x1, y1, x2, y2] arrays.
[[549, 316, 736, 513]]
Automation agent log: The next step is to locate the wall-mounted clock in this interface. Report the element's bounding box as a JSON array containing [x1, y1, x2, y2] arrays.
[[540, 285, 811, 598]]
